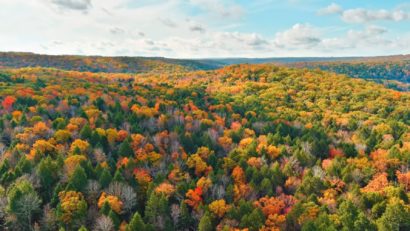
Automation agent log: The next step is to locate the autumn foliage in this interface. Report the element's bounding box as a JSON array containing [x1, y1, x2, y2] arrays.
[[0, 62, 409, 230]]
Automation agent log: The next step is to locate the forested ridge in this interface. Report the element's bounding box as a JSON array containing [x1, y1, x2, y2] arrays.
[[0, 52, 218, 74], [286, 59, 410, 91], [1, 52, 409, 91], [0, 64, 409, 231]]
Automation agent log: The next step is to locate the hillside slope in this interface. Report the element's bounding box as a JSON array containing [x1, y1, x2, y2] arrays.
[[200, 55, 410, 91], [286, 58, 410, 91], [0, 65, 409, 230], [0, 52, 218, 73], [1, 52, 408, 91]]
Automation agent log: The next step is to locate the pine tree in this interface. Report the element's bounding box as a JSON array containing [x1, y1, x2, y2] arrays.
[[78, 226, 88, 231], [99, 168, 112, 188], [108, 210, 120, 230], [127, 211, 146, 231], [118, 139, 134, 157], [80, 124, 92, 140], [113, 169, 125, 182], [69, 165, 87, 192], [145, 193, 171, 230], [37, 156, 59, 200], [240, 208, 265, 231], [177, 201, 195, 230], [100, 201, 111, 216], [198, 214, 213, 231]]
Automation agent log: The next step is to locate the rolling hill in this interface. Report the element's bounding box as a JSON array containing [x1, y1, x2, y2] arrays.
[[0, 63, 409, 230], [1, 52, 409, 91], [0, 52, 218, 73]]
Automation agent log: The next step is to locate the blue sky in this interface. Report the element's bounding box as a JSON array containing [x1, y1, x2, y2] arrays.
[[0, 0, 409, 58]]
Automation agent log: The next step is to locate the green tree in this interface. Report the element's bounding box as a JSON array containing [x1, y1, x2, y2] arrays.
[[80, 124, 92, 140], [37, 156, 59, 200], [113, 169, 125, 182], [108, 210, 120, 230], [118, 139, 134, 157], [376, 199, 410, 231], [7, 179, 41, 230], [340, 143, 358, 158], [302, 213, 337, 231], [177, 201, 195, 230], [144, 193, 172, 230], [198, 214, 213, 231], [240, 208, 264, 231], [78, 226, 88, 231], [69, 165, 87, 192], [98, 168, 112, 188], [338, 200, 358, 230], [296, 171, 326, 196], [354, 212, 376, 231], [128, 211, 146, 231]]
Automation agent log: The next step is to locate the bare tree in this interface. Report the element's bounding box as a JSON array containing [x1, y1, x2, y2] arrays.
[[0, 187, 7, 230], [93, 215, 114, 231], [39, 204, 58, 231], [170, 203, 181, 225], [106, 182, 137, 214], [85, 180, 101, 203], [0, 142, 6, 159], [7, 191, 41, 230]]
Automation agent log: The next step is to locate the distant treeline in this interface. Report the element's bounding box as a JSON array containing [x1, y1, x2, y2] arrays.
[[1, 52, 409, 90]]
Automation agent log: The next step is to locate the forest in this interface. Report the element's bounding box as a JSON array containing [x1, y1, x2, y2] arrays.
[[287, 59, 410, 91], [0, 62, 409, 231], [0, 52, 217, 73], [1, 53, 409, 92]]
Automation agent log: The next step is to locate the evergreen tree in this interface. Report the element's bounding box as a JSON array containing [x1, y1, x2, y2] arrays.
[[80, 124, 92, 140], [113, 169, 125, 182], [144, 193, 172, 230], [69, 165, 88, 192], [377, 199, 410, 231], [98, 168, 112, 188], [177, 201, 195, 230], [37, 156, 59, 200], [78, 226, 88, 231], [108, 210, 120, 230], [118, 139, 134, 157], [128, 211, 146, 231], [100, 201, 111, 216], [240, 208, 265, 231], [198, 214, 213, 231]]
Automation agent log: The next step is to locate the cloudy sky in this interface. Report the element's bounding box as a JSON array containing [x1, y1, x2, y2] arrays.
[[0, 0, 409, 58]]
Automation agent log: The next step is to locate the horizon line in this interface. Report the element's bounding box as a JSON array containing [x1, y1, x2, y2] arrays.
[[1, 50, 409, 61]]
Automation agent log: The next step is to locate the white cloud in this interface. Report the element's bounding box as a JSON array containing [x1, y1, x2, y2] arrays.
[[189, 0, 244, 19], [109, 27, 125, 35], [159, 18, 178, 28], [318, 3, 343, 15], [317, 3, 410, 24], [0, 0, 409, 58], [342, 8, 409, 23], [320, 25, 396, 55], [274, 24, 321, 49], [347, 25, 387, 39], [50, 0, 92, 12], [189, 24, 206, 33]]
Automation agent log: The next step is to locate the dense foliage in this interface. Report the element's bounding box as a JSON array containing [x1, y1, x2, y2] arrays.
[[288, 60, 410, 91], [2, 53, 409, 92], [0, 64, 409, 230], [0, 52, 217, 74]]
